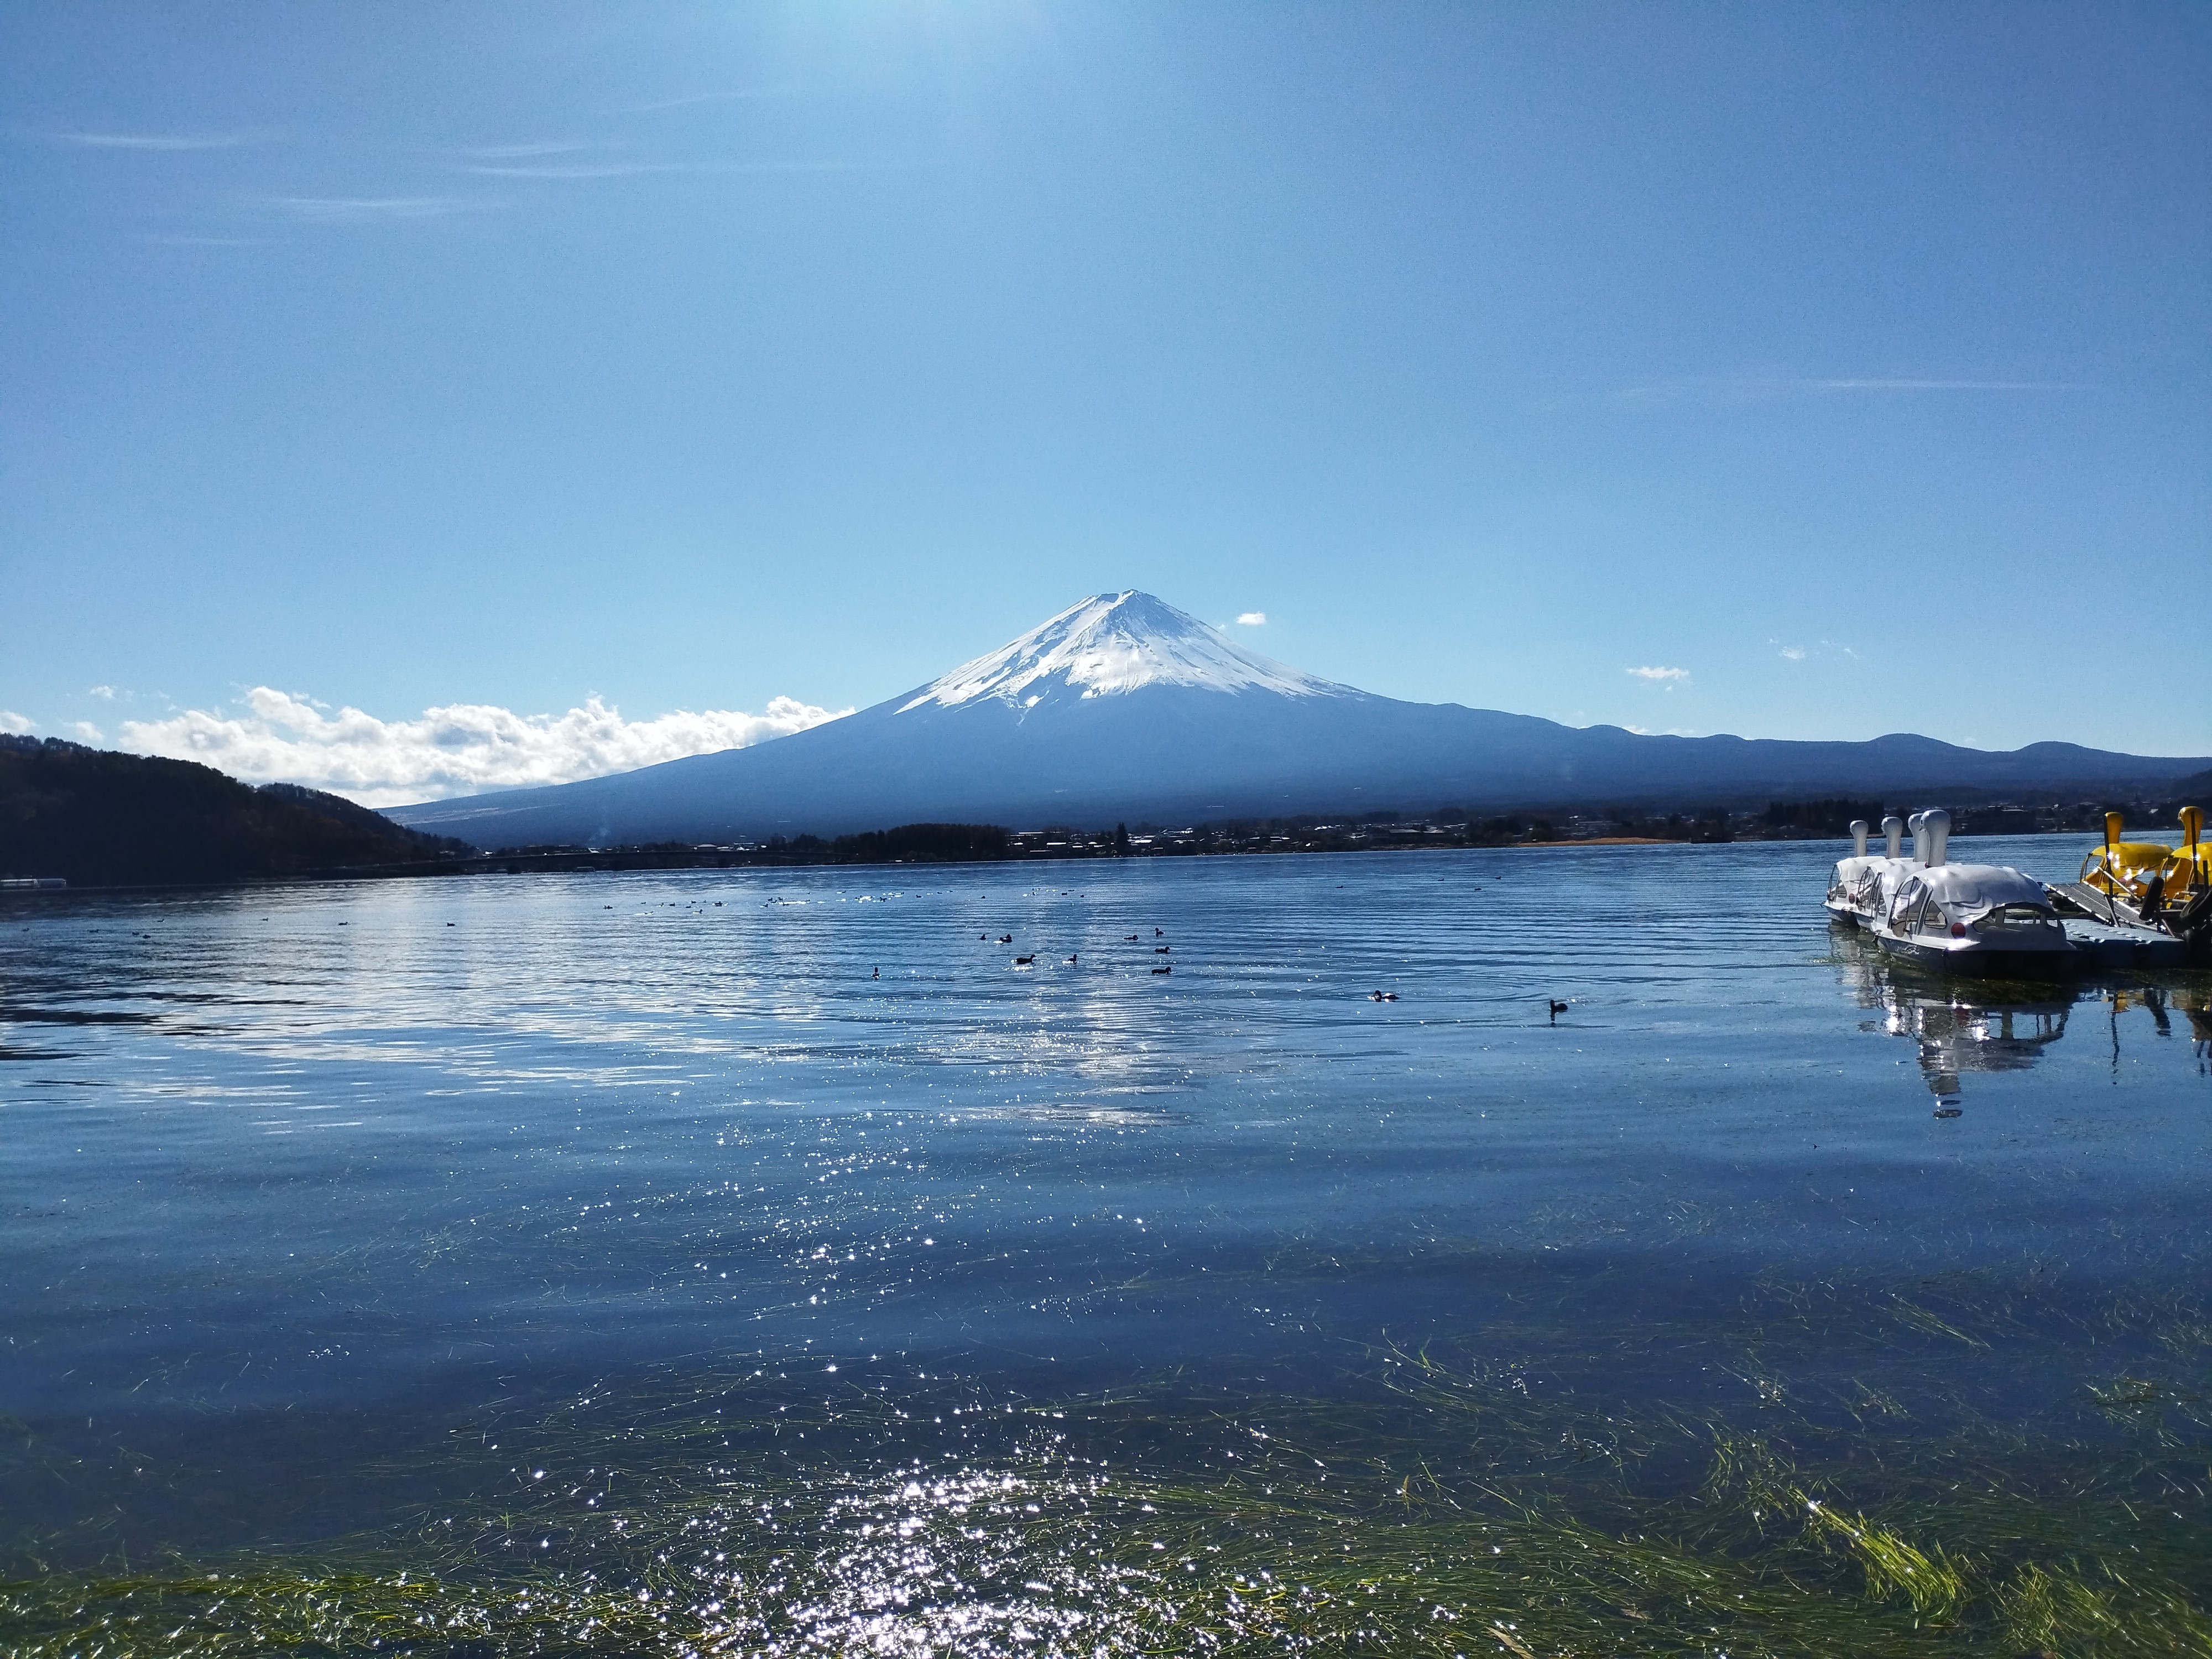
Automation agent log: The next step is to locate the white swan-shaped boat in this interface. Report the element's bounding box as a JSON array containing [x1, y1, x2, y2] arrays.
[[1830, 811, 2072, 975]]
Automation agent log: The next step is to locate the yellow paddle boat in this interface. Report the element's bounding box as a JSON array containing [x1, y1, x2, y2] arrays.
[[2060, 807, 2211, 954], [2079, 808, 2209, 910]]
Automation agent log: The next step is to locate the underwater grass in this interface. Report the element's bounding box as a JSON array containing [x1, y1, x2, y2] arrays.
[[4, 1326, 2208, 1659], [4, 1454, 2204, 1657], [4, 1260, 2205, 1656]]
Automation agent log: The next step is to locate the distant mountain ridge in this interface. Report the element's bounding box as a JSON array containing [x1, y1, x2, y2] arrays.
[[388, 592, 2210, 849]]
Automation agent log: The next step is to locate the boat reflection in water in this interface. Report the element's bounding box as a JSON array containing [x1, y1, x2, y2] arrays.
[[1835, 926, 2212, 1105], [1832, 929, 2212, 1110]]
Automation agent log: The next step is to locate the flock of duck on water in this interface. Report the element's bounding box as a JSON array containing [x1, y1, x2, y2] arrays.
[[961, 919, 1584, 1019], [979, 923, 1177, 977]]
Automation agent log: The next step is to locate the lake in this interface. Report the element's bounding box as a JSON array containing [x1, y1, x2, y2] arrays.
[[3, 837, 2207, 1655]]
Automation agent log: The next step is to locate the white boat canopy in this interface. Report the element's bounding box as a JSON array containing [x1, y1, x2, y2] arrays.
[[1895, 864, 2049, 921]]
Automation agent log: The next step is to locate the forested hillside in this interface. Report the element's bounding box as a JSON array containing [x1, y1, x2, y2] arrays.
[[0, 735, 471, 886]]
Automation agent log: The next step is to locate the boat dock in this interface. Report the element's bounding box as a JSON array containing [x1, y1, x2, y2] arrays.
[[2048, 880, 2145, 928], [2060, 916, 2194, 969]]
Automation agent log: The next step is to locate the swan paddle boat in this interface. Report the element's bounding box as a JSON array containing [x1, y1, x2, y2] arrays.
[[1835, 810, 2073, 975], [1826, 813, 1917, 928], [1829, 806, 2211, 973]]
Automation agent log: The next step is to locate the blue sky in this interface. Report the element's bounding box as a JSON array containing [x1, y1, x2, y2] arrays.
[[4, 1, 2206, 799]]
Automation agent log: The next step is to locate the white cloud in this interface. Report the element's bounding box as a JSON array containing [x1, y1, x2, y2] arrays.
[[69, 722, 106, 742], [1770, 639, 1858, 663], [117, 688, 849, 808], [1602, 375, 2080, 409], [1235, 612, 1267, 627], [457, 161, 686, 179], [612, 87, 797, 114], [89, 684, 117, 700], [1626, 665, 1690, 682], [1810, 378, 2077, 392], [456, 158, 901, 180], [53, 131, 250, 151], [0, 710, 33, 734], [264, 196, 472, 222], [450, 142, 597, 160]]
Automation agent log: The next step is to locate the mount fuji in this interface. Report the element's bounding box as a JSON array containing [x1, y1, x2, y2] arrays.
[[388, 592, 2207, 848]]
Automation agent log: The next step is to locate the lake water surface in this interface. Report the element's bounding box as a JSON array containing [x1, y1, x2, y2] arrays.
[[3, 839, 2207, 1655]]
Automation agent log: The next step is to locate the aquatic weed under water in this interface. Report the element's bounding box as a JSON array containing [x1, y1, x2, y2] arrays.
[[5, 1297, 2206, 1659]]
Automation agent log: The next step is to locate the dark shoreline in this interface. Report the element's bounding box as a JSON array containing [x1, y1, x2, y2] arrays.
[[0, 823, 2110, 898], [11, 732, 2192, 895]]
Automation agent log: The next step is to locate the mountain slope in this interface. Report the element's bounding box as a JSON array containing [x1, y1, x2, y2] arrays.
[[1, 735, 469, 885], [388, 592, 2210, 848]]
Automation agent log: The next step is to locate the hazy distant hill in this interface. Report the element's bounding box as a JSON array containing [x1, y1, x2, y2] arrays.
[[0, 735, 467, 887], [388, 592, 2212, 850]]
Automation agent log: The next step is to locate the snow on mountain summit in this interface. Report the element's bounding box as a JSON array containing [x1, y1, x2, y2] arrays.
[[898, 591, 1347, 714]]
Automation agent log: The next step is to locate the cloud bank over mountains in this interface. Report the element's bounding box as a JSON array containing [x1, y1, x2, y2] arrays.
[[114, 688, 848, 808]]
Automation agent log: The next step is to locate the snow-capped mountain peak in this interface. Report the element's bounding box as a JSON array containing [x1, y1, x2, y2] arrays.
[[383, 583, 2212, 849], [898, 591, 1345, 714]]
